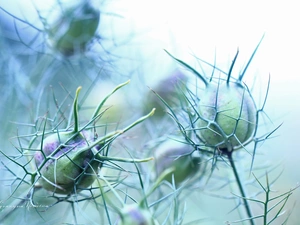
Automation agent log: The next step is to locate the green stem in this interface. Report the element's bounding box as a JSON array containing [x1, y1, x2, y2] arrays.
[[73, 86, 82, 133], [227, 151, 255, 225], [91, 80, 130, 121], [96, 155, 154, 163], [263, 173, 270, 225]]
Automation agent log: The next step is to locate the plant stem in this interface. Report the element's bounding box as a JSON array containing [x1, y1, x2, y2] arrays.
[[227, 151, 255, 225]]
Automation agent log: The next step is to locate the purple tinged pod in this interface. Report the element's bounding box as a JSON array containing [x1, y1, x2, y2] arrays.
[[118, 204, 159, 225], [145, 70, 188, 119], [154, 141, 201, 184], [34, 86, 101, 195], [34, 129, 100, 195]]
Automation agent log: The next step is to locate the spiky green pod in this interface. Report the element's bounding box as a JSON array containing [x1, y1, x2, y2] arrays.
[[32, 81, 154, 195], [34, 129, 100, 194], [198, 81, 257, 151], [33, 86, 101, 195], [165, 49, 259, 152], [48, 1, 100, 56]]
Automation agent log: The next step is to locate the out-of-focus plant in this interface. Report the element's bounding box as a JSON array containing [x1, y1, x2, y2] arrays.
[[47, 1, 100, 56], [144, 70, 188, 120], [154, 139, 202, 185]]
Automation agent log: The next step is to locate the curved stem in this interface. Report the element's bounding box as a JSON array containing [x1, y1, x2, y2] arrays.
[[96, 155, 154, 163], [227, 151, 255, 225], [164, 50, 209, 86], [73, 86, 82, 133], [227, 48, 239, 84], [91, 80, 130, 121]]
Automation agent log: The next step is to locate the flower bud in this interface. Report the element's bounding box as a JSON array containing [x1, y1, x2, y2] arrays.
[[144, 70, 188, 119], [198, 82, 257, 151], [118, 204, 159, 225], [154, 141, 201, 184], [34, 130, 100, 195]]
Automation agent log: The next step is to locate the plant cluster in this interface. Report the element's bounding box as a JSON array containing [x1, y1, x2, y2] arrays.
[[0, 1, 298, 225]]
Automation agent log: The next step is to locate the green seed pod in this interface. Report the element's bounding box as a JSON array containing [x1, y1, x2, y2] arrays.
[[165, 48, 261, 152], [33, 86, 101, 195], [48, 1, 100, 56], [154, 141, 201, 184], [198, 82, 257, 151], [34, 129, 100, 195], [118, 204, 159, 225]]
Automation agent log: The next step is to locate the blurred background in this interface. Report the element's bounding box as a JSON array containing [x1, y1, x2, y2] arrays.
[[0, 0, 299, 224]]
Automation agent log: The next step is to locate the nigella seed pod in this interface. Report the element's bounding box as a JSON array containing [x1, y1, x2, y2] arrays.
[[32, 81, 143, 195], [33, 86, 102, 195], [34, 129, 100, 195], [165, 47, 261, 152], [47, 1, 100, 56], [154, 141, 201, 184], [198, 82, 257, 151], [118, 204, 159, 225]]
